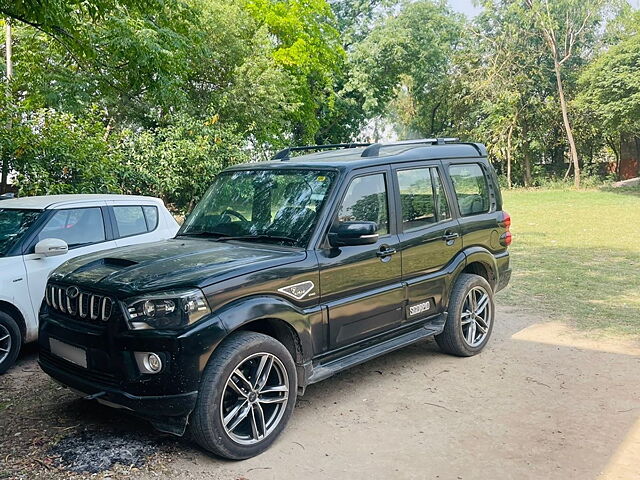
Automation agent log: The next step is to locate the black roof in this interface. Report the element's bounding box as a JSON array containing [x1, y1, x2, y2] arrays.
[[230, 139, 487, 172]]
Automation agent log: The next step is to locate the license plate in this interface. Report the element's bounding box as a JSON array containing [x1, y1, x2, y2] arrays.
[[49, 337, 87, 368]]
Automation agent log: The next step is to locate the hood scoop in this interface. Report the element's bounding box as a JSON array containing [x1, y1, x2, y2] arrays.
[[74, 257, 139, 273]]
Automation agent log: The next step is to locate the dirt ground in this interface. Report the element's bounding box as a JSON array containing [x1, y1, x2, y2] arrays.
[[1, 305, 639, 480]]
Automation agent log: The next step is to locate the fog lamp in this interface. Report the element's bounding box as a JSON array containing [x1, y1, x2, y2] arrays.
[[147, 353, 162, 372], [134, 352, 163, 374]]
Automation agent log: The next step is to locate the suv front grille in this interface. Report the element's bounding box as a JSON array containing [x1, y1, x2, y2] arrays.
[[46, 284, 115, 323]]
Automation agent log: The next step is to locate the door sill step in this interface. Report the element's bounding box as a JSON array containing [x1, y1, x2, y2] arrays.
[[307, 324, 441, 384]]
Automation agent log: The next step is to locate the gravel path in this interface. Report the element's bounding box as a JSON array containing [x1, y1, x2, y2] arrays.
[[1, 305, 639, 480]]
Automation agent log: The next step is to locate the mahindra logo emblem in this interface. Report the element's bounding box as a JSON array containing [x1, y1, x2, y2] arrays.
[[277, 281, 315, 300], [66, 286, 80, 299]]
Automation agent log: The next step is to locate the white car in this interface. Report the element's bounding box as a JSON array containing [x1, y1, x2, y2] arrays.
[[0, 194, 179, 373]]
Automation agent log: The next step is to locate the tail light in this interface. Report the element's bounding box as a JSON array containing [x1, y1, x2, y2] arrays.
[[499, 212, 512, 247]]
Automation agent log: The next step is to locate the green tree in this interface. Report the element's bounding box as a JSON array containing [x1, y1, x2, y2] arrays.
[[10, 107, 120, 196], [329, 0, 394, 47], [454, 0, 559, 187], [3, 0, 347, 202], [0, 0, 154, 41], [577, 14, 640, 138], [117, 114, 249, 212], [313, 1, 399, 144], [576, 12, 640, 178], [245, 0, 344, 143], [346, 1, 463, 137], [522, 0, 609, 188]]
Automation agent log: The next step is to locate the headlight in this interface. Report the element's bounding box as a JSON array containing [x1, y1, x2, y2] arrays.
[[124, 289, 211, 330]]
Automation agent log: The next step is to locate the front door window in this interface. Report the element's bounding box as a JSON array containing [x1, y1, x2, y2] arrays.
[[336, 174, 389, 234], [38, 208, 106, 248]]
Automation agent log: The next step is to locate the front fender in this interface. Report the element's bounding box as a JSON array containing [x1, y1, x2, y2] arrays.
[[214, 295, 320, 364], [0, 276, 36, 343]]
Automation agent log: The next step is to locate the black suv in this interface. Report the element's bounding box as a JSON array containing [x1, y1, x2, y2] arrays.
[[39, 138, 511, 459]]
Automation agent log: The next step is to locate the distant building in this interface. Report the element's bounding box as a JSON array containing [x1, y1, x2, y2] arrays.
[[619, 137, 640, 180]]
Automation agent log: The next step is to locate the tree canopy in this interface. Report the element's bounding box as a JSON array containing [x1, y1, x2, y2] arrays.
[[578, 13, 640, 137], [1, 0, 638, 209]]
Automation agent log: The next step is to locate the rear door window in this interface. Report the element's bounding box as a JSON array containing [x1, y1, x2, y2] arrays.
[[449, 164, 490, 216], [114, 206, 148, 237], [397, 167, 451, 231]]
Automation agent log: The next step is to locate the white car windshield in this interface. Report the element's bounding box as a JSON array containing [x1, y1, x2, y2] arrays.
[[0, 208, 42, 257]]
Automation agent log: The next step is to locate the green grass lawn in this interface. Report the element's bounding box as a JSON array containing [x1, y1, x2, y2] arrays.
[[499, 187, 640, 337]]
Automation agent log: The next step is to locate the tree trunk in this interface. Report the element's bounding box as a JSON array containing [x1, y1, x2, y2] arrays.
[[520, 121, 533, 187], [635, 137, 640, 177], [506, 123, 514, 189], [1, 18, 12, 194], [553, 60, 581, 188], [430, 102, 441, 136], [523, 153, 532, 187]]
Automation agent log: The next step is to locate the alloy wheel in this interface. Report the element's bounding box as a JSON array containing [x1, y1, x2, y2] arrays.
[[0, 324, 12, 364], [460, 286, 492, 348], [220, 352, 289, 445]]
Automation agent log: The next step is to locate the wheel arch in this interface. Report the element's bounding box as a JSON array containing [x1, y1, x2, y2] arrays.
[[0, 301, 26, 343], [459, 247, 498, 290], [235, 318, 304, 365], [213, 295, 315, 366]]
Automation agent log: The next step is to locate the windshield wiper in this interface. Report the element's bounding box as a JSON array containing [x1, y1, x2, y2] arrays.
[[177, 231, 297, 245], [176, 231, 230, 239], [214, 234, 298, 246]]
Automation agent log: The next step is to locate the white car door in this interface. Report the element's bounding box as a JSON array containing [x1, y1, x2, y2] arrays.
[[23, 205, 117, 321]]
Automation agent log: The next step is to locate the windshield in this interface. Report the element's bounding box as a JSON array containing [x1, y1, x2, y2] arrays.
[[0, 208, 42, 257], [179, 169, 337, 247]]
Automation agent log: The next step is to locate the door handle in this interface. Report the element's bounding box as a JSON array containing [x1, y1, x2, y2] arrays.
[[376, 246, 397, 257], [442, 231, 459, 241]]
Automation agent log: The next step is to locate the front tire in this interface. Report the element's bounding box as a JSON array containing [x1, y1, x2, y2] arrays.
[[435, 273, 495, 357], [0, 311, 22, 374], [190, 331, 297, 459]]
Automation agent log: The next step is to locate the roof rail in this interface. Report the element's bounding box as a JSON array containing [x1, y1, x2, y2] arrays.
[[272, 143, 372, 161], [361, 137, 460, 158]]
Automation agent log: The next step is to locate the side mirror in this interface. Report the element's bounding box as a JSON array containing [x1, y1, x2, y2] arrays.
[[35, 238, 69, 257], [329, 221, 379, 247]]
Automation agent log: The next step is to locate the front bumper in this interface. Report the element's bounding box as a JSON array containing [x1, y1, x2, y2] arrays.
[[38, 307, 227, 433], [39, 350, 198, 418]]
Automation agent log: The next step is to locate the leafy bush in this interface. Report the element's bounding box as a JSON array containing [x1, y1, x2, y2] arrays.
[[4, 103, 249, 212], [12, 108, 121, 196], [116, 114, 250, 212]]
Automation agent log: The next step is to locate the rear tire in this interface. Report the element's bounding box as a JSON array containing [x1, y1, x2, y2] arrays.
[[435, 273, 495, 357], [190, 331, 297, 459], [0, 311, 22, 374]]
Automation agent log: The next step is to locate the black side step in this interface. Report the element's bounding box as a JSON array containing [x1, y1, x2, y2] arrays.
[[307, 324, 441, 385]]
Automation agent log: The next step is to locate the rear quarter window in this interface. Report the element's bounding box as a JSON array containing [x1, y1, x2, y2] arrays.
[[449, 164, 490, 216], [114, 206, 149, 237], [142, 206, 159, 231]]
